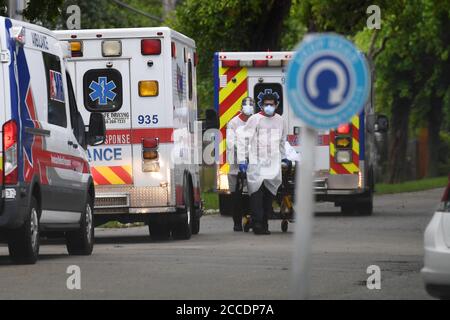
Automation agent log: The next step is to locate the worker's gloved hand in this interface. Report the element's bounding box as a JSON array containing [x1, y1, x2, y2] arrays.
[[239, 162, 248, 173], [281, 158, 292, 167]]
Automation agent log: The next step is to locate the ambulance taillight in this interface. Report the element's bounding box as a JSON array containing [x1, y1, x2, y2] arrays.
[[194, 52, 198, 66], [171, 42, 176, 58], [334, 123, 352, 164], [141, 39, 161, 55], [142, 138, 160, 172], [3, 120, 18, 184]]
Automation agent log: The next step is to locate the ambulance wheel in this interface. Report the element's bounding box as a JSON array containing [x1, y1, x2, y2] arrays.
[[8, 197, 40, 265], [149, 220, 170, 241], [191, 216, 200, 235], [172, 185, 194, 240], [66, 197, 94, 255], [281, 220, 288, 232]]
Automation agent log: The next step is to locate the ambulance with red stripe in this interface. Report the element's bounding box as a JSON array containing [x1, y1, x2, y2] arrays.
[[0, 18, 106, 264], [215, 51, 387, 215], [55, 28, 202, 240]]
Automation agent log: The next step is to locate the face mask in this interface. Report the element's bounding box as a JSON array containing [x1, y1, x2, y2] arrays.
[[263, 105, 276, 116], [242, 104, 254, 116]]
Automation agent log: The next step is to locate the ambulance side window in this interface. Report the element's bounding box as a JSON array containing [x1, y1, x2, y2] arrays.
[[43, 52, 67, 127], [66, 73, 84, 146]]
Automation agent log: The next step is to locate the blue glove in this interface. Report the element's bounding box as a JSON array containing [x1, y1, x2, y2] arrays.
[[282, 158, 292, 167], [239, 162, 248, 173]]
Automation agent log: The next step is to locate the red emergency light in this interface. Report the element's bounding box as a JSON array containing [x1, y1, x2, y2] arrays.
[[221, 60, 239, 68], [253, 60, 268, 68], [141, 39, 161, 55], [337, 124, 351, 135]]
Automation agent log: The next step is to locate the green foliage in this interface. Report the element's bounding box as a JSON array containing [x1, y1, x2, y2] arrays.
[[168, 0, 292, 114], [376, 176, 448, 195]]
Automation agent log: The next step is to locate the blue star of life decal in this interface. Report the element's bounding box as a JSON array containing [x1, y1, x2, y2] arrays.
[[89, 77, 117, 105], [257, 89, 280, 108]]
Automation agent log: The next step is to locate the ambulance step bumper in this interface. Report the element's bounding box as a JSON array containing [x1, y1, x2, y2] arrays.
[[95, 194, 130, 208]]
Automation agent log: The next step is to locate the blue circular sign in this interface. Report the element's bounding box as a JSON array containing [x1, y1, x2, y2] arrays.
[[287, 34, 370, 130]]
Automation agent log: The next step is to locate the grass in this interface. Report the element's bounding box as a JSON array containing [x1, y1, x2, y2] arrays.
[[201, 176, 448, 210], [202, 192, 219, 211], [99, 221, 145, 228], [375, 176, 448, 195]]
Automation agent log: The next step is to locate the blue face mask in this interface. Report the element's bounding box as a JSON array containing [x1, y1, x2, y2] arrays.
[[263, 105, 276, 116]]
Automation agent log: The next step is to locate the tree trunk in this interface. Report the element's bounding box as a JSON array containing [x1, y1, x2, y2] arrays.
[[388, 96, 412, 183], [250, 0, 292, 51], [427, 94, 443, 177]]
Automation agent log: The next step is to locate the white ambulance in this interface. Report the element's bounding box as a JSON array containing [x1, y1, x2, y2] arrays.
[[55, 28, 202, 240], [0, 18, 106, 264], [214, 51, 388, 216]]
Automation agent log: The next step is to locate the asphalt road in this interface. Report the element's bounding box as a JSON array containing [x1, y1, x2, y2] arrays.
[[0, 188, 444, 300]]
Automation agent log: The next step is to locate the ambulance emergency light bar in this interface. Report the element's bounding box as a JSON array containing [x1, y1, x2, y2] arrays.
[[219, 52, 294, 68], [68, 38, 163, 57]]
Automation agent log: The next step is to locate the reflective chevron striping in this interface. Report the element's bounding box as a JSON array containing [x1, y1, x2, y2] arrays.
[[91, 165, 133, 185], [218, 66, 248, 174]]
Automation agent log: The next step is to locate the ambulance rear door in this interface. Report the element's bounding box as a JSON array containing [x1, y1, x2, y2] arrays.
[[73, 59, 133, 186]]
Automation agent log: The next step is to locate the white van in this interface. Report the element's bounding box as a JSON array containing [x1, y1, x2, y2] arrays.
[[0, 17, 106, 264], [55, 28, 202, 240]]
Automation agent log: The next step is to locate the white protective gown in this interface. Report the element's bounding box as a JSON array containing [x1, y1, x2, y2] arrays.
[[226, 114, 247, 191], [237, 112, 287, 195]]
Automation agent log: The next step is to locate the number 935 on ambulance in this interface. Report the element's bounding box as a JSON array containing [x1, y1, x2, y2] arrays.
[[55, 27, 202, 240]]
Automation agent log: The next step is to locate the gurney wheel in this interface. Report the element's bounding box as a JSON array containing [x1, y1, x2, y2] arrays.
[[281, 220, 288, 233], [243, 216, 251, 232]]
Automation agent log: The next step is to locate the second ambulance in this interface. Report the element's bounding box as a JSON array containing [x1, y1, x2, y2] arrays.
[[215, 51, 388, 216], [55, 28, 202, 240]]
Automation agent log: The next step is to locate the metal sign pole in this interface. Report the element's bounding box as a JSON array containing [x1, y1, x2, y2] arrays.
[[290, 126, 317, 299]]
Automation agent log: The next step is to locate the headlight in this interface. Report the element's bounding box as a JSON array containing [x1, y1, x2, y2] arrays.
[[336, 150, 352, 163]]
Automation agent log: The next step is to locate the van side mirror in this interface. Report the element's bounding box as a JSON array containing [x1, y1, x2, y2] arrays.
[[203, 108, 219, 131], [374, 114, 389, 133], [87, 113, 106, 146]]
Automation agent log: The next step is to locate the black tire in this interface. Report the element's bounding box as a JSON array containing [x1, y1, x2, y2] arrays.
[[66, 196, 94, 255], [172, 181, 193, 240], [191, 214, 200, 235], [8, 197, 40, 265], [149, 220, 171, 241], [357, 199, 373, 216], [340, 204, 356, 215], [281, 220, 288, 232]]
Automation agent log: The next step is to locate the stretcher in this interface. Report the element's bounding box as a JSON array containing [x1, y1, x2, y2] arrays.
[[239, 161, 296, 233]]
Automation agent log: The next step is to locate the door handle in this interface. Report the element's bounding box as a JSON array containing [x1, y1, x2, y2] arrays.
[[68, 141, 73, 146], [73, 144, 78, 149]]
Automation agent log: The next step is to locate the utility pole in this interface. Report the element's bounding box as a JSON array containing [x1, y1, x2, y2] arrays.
[[8, 0, 28, 21], [162, 0, 177, 18]]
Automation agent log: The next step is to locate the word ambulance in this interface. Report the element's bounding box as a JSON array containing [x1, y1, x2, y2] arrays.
[[55, 27, 202, 240], [215, 51, 388, 215]]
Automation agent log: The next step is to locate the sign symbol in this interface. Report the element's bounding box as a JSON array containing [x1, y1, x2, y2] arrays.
[[287, 34, 370, 130], [89, 77, 117, 105], [306, 59, 348, 107]]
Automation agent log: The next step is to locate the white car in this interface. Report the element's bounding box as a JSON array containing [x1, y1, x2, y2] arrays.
[[422, 175, 450, 299]]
